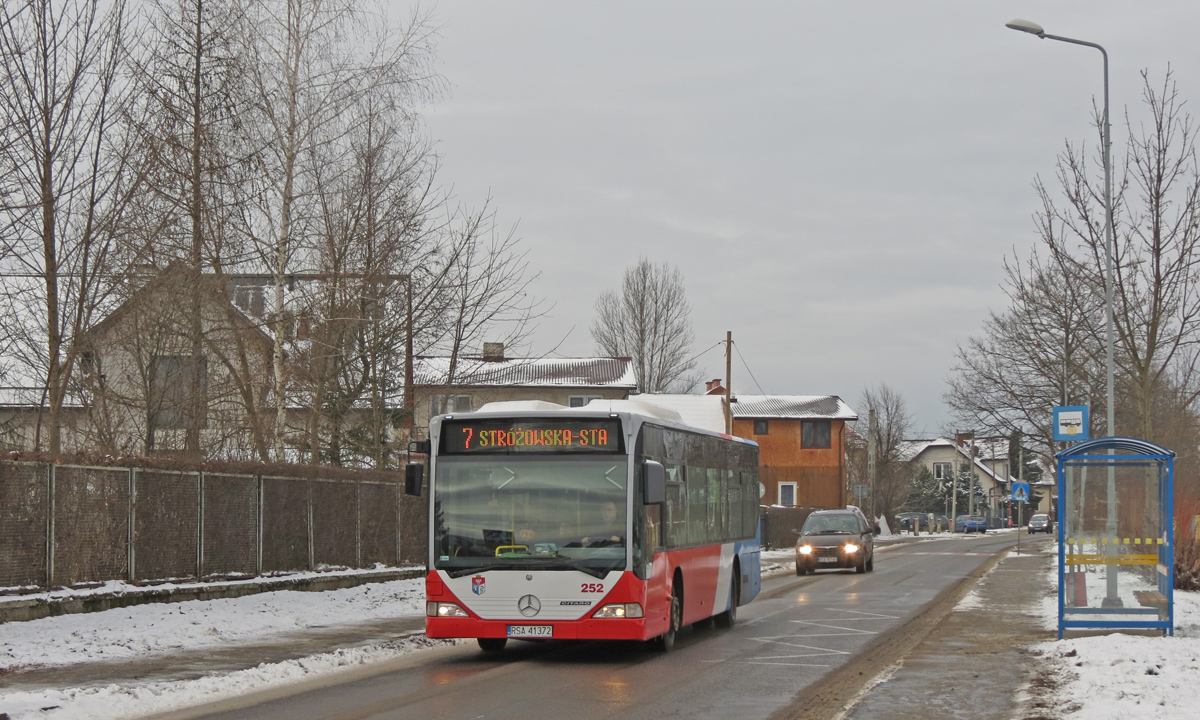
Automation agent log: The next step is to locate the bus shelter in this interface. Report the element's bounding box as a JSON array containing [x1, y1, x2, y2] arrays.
[[1057, 437, 1174, 638]]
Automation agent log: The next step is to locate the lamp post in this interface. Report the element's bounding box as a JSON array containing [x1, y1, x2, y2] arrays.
[[1006, 19, 1120, 607]]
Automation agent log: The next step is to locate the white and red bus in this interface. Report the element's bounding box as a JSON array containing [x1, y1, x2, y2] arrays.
[[416, 399, 761, 652]]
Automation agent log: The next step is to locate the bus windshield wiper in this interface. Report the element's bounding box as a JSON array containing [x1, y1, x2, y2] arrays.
[[446, 560, 611, 579]]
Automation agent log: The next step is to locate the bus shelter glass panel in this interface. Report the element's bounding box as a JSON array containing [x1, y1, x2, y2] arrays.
[[1057, 437, 1174, 638]]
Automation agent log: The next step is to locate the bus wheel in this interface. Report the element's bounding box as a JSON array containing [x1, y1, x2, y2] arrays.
[[714, 573, 739, 629], [651, 582, 682, 652], [478, 637, 507, 653]]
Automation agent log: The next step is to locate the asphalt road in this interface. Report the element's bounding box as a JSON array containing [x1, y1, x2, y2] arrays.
[[168, 533, 1018, 720]]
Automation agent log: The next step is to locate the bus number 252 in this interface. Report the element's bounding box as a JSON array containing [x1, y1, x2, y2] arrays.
[[581, 583, 604, 593]]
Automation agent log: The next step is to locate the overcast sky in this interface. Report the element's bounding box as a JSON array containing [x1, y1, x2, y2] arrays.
[[412, 1, 1200, 436]]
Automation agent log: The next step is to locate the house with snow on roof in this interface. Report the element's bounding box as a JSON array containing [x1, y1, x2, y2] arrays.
[[900, 437, 1053, 518], [730, 395, 858, 509], [411, 343, 636, 433]]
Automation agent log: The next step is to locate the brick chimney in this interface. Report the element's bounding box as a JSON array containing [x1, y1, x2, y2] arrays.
[[705, 378, 725, 395], [482, 342, 505, 362]]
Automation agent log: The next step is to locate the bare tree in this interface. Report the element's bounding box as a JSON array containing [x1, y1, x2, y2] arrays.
[[237, 0, 439, 460], [850, 383, 916, 523], [120, 0, 254, 456], [949, 69, 1200, 461], [0, 0, 137, 454], [591, 258, 700, 393]]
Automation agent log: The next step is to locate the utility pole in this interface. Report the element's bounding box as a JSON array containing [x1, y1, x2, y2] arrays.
[[1017, 435, 1024, 555], [725, 331, 732, 435], [867, 409, 878, 522], [970, 433, 977, 519]]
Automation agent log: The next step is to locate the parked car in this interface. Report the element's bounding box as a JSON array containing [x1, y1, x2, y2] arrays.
[[796, 507, 879, 575], [895, 512, 949, 532], [894, 512, 925, 531], [955, 515, 988, 533], [1027, 513, 1054, 534]]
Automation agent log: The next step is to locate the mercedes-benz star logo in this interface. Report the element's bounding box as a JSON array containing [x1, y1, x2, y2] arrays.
[[517, 594, 541, 617]]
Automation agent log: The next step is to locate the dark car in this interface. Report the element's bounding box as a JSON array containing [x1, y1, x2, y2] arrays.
[[955, 515, 988, 533], [796, 507, 879, 575], [1027, 513, 1054, 534]]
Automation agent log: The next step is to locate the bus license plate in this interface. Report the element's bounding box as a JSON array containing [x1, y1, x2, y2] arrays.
[[507, 625, 553, 638], [818, 557, 838, 563]]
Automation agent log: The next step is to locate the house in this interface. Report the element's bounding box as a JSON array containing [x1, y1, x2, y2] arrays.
[[410, 344, 636, 433], [902, 437, 1054, 518], [730, 395, 858, 509], [78, 264, 274, 458]]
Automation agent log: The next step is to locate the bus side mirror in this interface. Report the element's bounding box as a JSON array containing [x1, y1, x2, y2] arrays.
[[405, 463, 424, 496], [644, 460, 666, 504]]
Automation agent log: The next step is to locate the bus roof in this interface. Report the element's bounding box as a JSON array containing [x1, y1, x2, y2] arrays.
[[459, 399, 758, 447]]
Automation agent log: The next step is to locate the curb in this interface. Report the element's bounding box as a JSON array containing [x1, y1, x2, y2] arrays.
[[0, 568, 426, 624]]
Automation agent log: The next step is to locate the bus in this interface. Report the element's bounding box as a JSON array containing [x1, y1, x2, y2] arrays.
[[415, 398, 761, 652]]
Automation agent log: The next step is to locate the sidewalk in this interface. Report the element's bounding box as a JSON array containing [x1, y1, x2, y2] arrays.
[[843, 536, 1057, 720]]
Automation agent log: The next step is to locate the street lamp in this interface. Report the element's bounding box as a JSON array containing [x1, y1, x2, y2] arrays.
[[1007, 18, 1120, 607]]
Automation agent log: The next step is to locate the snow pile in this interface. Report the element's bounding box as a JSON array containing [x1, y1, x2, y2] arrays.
[[0, 634, 456, 720], [0, 578, 424, 672], [1034, 585, 1200, 719]]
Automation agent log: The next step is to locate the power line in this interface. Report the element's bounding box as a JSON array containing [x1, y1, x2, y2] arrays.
[[683, 341, 724, 367], [732, 341, 766, 395]]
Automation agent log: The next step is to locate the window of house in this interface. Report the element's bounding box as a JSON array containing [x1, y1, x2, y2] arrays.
[[801, 420, 831, 448], [150, 355, 207, 429], [753, 420, 769, 435], [933, 462, 952, 480], [778, 482, 797, 507], [568, 395, 603, 408], [432, 394, 472, 415]]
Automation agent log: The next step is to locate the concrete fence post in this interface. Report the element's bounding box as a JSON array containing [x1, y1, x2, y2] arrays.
[[46, 463, 56, 589], [197, 472, 205, 580], [307, 480, 315, 571], [256, 475, 264, 576], [129, 468, 137, 582], [355, 481, 362, 568]]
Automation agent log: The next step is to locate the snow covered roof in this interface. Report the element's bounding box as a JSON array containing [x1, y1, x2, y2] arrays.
[[730, 395, 857, 421], [413, 356, 636, 389], [903, 437, 1018, 484], [629, 394, 728, 434]]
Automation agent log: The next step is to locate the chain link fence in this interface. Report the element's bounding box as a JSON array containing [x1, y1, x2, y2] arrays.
[[0, 461, 425, 593]]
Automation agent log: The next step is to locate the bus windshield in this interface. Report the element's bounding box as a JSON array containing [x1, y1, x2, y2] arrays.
[[433, 455, 628, 577]]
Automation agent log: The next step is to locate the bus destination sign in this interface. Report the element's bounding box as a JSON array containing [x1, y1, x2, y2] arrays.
[[440, 419, 622, 454]]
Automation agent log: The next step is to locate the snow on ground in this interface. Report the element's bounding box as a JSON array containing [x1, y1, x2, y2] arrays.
[[0, 578, 425, 673], [1032, 567, 1200, 719], [0, 634, 457, 720]]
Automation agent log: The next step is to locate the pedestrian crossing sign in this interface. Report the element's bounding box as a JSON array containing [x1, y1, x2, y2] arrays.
[[1013, 482, 1030, 503]]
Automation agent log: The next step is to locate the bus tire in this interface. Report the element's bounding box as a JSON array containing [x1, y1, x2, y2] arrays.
[[714, 567, 739, 628], [478, 637, 507, 653], [651, 575, 683, 652]]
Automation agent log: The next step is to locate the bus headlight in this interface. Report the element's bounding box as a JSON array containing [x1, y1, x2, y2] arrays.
[[427, 602, 469, 618], [594, 603, 643, 619], [844, 543, 859, 554], [798, 545, 813, 555]]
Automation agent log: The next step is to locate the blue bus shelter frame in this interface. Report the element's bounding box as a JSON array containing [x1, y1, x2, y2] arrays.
[[1056, 436, 1174, 638]]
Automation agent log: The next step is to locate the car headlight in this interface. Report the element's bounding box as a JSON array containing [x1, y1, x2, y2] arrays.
[[594, 603, 643, 619], [427, 602, 469, 618], [844, 543, 859, 554], [798, 545, 813, 555]]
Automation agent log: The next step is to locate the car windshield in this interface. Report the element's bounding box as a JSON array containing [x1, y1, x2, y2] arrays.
[[802, 514, 859, 535], [433, 455, 628, 576]]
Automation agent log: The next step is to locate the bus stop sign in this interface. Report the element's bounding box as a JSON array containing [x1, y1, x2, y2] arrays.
[[1053, 405, 1089, 442]]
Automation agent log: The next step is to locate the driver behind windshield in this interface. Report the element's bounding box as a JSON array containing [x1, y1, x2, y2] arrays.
[[803, 515, 857, 535]]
